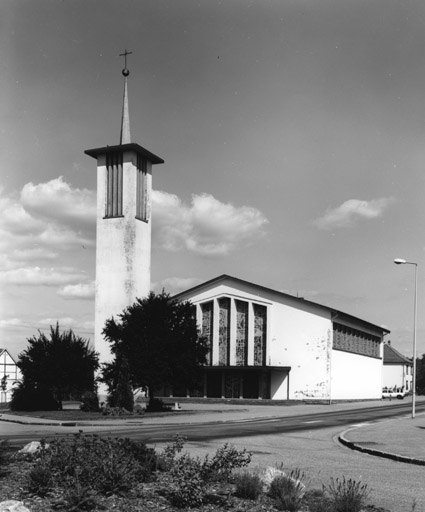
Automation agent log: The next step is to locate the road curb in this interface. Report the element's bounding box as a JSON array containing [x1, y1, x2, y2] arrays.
[[338, 428, 425, 466], [0, 416, 120, 428]]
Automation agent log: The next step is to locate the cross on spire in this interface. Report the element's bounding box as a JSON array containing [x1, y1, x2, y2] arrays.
[[119, 49, 132, 143], [119, 49, 133, 75]]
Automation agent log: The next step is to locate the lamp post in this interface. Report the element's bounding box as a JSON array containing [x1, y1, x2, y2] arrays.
[[394, 258, 417, 419]]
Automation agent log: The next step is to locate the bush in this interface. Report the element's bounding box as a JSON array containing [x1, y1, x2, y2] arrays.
[[80, 391, 100, 412], [201, 443, 252, 483], [306, 489, 333, 512], [27, 462, 53, 496], [10, 383, 60, 411], [101, 405, 132, 416], [58, 481, 99, 511], [324, 476, 370, 512], [269, 469, 306, 511], [0, 440, 11, 477], [234, 471, 263, 500], [25, 433, 157, 498], [162, 437, 253, 507], [169, 453, 204, 508], [146, 397, 171, 412]]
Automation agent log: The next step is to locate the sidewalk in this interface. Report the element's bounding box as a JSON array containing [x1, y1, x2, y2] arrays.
[[1, 399, 425, 465], [340, 413, 425, 465]]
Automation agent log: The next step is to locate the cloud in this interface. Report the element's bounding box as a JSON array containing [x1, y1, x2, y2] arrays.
[[21, 177, 96, 234], [152, 191, 268, 255], [57, 282, 95, 300], [11, 248, 59, 261], [37, 318, 94, 336], [0, 179, 95, 278], [0, 266, 87, 286], [153, 276, 203, 295], [313, 198, 394, 230], [0, 318, 29, 329]]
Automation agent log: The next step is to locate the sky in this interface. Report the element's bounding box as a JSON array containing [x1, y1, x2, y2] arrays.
[[2, 0, 425, 360]]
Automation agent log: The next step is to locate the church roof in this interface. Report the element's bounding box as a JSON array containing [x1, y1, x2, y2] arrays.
[[383, 343, 412, 366], [173, 274, 390, 336]]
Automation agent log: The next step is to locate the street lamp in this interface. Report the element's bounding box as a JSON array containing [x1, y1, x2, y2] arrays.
[[394, 258, 417, 419]]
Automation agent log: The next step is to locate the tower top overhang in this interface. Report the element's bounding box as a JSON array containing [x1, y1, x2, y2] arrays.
[[85, 143, 164, 165]]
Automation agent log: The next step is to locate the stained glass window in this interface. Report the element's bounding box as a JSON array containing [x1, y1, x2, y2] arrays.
[[201, 302, 213, 365], [218, 298, 230, 366], [253, 304, 267, 366], [235, 300, 248, 366]]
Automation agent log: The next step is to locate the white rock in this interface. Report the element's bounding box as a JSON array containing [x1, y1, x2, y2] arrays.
[[0, 500, 31, 512], [260, 466, 306, 496], [18, 441, 48, 454]]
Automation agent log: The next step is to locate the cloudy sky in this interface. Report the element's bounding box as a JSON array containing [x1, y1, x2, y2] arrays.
[[2, 0, 425, 359]]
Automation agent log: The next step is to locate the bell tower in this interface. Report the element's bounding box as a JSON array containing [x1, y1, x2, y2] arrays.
[[85, 51, 164, 367]]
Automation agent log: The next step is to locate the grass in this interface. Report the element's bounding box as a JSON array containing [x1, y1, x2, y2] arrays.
[[0, 408, 180, 421]]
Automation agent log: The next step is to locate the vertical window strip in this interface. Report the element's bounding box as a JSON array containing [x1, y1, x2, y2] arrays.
[[105, 153, 123, 218], [201, 302, 214, 365], [218, 298, 230, 366], [136, 154, 148, 221], [253, 304, 267, 366], [235, 300, 248, 366]]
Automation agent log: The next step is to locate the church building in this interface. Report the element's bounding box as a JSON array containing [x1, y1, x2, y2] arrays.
[[173, 275, 389, 401], [87, 54, 389, 401]]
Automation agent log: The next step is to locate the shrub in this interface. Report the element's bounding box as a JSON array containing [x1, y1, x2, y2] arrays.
[[58, 481, 99, 511], [158, 434, 186, 471], [27, 433, 157, 498], [101, 405, 132, 416], [146, 397, 171, 412], [10, 382, 59, 411], [0, 440, 11, 477], [324, 476, 370, 512], [80, 391, 100, 412], [162, 437, 252, 507], [234, 471, 263, 500], [306, 489, 333, 512], [201, 443, 252, 483], [27, 462, 53, 496], [269, 469, 306, 512], [169, 453, 204, 508]]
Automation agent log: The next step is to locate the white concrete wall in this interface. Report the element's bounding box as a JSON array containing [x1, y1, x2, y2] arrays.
[[270, 371, 288, 399], [383, 364, 409, 390], [268, 300, 332, 400], [95, 150, 151, 366], [331, 350, 382, 399]]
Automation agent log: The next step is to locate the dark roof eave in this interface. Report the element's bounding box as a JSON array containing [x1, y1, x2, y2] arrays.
[[85, 143, 164, 164], [203, 365, 291, 372]]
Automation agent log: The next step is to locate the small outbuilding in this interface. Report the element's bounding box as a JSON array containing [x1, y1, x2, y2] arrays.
[[173, 275, 389, 401], [0, 348, 21, 403], [382, 341, 413, 394]]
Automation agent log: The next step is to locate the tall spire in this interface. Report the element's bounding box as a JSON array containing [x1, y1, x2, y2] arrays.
[[119, 49, 133, 144]]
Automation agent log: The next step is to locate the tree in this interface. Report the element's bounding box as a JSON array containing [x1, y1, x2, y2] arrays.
[[16, 324, 99, 410], [416, 354, 425, 395], [106, 355, 134, 411], [101, 291, 208, 403]]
